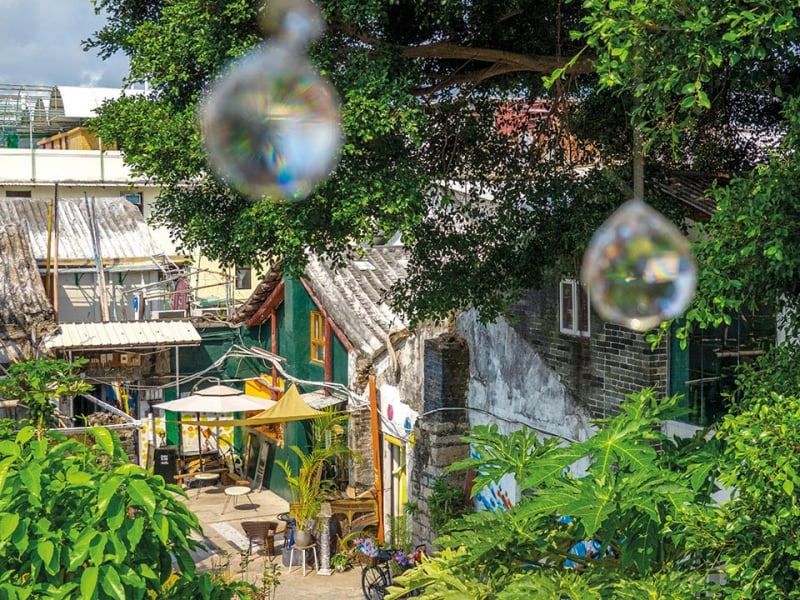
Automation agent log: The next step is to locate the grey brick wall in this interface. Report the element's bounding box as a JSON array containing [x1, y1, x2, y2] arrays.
[[412, 332, 471, 547], [509, 287, 667, 419]]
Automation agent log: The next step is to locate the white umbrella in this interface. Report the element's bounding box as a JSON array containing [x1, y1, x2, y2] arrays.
[[153, 384, 277, 413], [153, 383, 277, 465]]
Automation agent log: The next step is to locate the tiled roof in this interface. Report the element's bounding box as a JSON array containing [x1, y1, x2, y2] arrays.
[[302, 245, 410, 359], [654, 171, 726, 218], [0, 224, 57, 360]]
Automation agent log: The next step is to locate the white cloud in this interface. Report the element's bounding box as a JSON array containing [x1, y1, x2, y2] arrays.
[[0, 0, 129, 88]]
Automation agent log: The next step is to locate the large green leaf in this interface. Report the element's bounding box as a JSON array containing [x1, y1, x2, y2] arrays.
[[89, 428, 115, 458], [126, 479, 157, 516], [80, 566, 99, 599], [99, 565, 125, 600], [0, 514, 19, 541]]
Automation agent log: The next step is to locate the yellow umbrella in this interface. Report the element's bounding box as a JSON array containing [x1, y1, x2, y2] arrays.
[[188, 384, 326, 427]]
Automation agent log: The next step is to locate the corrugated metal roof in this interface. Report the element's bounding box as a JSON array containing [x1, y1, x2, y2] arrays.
[[0, 197, 171, 265], [43, 320, 201, 351], [302, 245, 410, 359], [0, 224, 57, 361]]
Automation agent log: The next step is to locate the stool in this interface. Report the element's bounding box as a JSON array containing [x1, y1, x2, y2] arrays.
[[222, 485, 254, 514], [193, 472, 220, 497], [288, 543, 318, 576]]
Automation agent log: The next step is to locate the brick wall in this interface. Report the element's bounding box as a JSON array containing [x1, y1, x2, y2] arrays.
[[412, 332, 471, 547], [348, 405, 376, 493], [509, 287, 667, 419]]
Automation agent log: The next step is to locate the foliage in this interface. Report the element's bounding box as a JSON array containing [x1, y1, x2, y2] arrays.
[[330, 551, 352, 572], [0, 425, 253, 599], [0, 359, 91, 434], [390, 389, 729, 597], [85, 0, 800, 326], [274, 408, 352, 531], [426, 477, 471, 534], [697, 392, 800, 598]]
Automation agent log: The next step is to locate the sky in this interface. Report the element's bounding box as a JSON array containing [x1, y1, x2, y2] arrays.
[[0, 0, 130, 88]]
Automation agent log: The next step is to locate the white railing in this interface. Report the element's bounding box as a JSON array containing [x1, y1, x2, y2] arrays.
[[0, 148, 131, 182]]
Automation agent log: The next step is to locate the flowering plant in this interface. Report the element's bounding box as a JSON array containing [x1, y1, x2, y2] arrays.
[[355, 537, 378, 558], [393, 550, 413, 569]]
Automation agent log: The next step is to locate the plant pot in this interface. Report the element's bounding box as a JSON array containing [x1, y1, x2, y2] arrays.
[[294, 529, 313, 547]]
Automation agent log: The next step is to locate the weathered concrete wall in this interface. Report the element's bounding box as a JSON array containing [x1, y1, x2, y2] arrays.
[[456, 307, 594, 441], [348, 323, 448, 494]]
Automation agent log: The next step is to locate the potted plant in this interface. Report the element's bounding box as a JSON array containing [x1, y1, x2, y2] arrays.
[[330, 552, 352, 573], [276, 408, 353, 546]]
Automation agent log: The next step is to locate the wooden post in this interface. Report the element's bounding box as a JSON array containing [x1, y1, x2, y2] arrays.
[[368, 375, 384, 544]]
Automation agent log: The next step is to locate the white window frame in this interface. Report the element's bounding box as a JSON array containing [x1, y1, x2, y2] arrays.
[[559, 278, 590, 337]]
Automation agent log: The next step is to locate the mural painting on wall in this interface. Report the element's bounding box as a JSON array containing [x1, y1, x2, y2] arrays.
[[471, 447, 516, 512], [379, 384, 418, 442]]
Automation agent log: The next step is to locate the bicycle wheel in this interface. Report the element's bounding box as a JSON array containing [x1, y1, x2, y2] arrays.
[[361, 565, 389, 600]]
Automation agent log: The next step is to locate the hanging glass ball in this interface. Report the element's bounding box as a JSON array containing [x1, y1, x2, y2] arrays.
[[580, 198, 697, 331]]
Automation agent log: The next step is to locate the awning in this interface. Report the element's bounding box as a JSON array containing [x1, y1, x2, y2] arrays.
[[43, 320, 201, 351]]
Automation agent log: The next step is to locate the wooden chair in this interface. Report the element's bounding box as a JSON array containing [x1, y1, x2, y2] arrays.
[[240, 520, 279, 558]]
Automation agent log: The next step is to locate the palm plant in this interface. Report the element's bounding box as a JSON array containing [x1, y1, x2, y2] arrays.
[[276, 408, 353, 534]]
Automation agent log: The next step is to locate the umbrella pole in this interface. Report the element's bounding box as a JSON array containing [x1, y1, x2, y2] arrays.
[[197, 411, 203, 471]]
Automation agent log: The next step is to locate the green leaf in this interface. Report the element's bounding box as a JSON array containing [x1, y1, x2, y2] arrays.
[[80, 566, 99, 599], [37, 539, 55, 568], [0, 441, 20, 458], [126, 479, 157, 516], [90, 428, 115, 458], [0, 515, 18, 549]]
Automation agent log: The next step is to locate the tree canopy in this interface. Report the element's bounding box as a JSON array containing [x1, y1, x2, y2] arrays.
[[87, 0, 800, 331]]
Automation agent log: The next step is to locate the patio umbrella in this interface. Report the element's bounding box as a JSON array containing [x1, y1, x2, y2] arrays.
[[191, 384, 328, 427], [245, 384, 325, 424], [153, 384, 277, 463]]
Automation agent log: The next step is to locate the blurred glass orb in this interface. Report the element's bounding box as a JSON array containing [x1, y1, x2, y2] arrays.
[[200, 42, 342, 202], [259, 0, 323, 47], [581, 198, 697, 332]]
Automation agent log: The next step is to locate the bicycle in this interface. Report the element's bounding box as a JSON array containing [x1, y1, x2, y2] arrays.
[[361, 545, 426, 600]]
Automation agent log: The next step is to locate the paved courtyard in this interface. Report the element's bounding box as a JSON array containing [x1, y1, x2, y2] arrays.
[[180, 481, 364, 599]]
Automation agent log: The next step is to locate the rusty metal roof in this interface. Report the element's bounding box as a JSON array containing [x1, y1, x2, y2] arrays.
[[0, 224, 57, 361], [0, 196, 177, 266], [43, 320, 201, 351]]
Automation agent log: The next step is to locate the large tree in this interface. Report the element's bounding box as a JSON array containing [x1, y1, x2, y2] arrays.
[[87, 0, 800, 330]]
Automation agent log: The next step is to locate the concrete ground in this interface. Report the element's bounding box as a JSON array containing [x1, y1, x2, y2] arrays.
[[180, 480, 364, 599]]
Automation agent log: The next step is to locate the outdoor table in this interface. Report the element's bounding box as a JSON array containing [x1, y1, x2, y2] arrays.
[[193, 471, 220, 497], [222, 485, 255, 514]]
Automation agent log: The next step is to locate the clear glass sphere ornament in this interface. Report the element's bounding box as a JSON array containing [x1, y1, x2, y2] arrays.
[[259, 0, 323, 47], [580, 198, 697, 332], [200, 0, 342, 202]]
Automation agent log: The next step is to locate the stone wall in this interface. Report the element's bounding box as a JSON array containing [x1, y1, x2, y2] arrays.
[[411, 332, 471, 547], [63, 423, 140, 465]]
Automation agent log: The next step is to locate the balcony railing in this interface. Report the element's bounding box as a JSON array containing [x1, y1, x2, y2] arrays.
[[0, 148, 131, 183]]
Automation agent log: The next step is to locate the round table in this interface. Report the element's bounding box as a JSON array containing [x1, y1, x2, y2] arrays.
[[222, 485, 254, 514], [193, 472, 220, 497]]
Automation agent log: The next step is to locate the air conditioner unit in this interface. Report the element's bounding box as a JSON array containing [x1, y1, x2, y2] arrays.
[[152, 309, 186, 320]]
